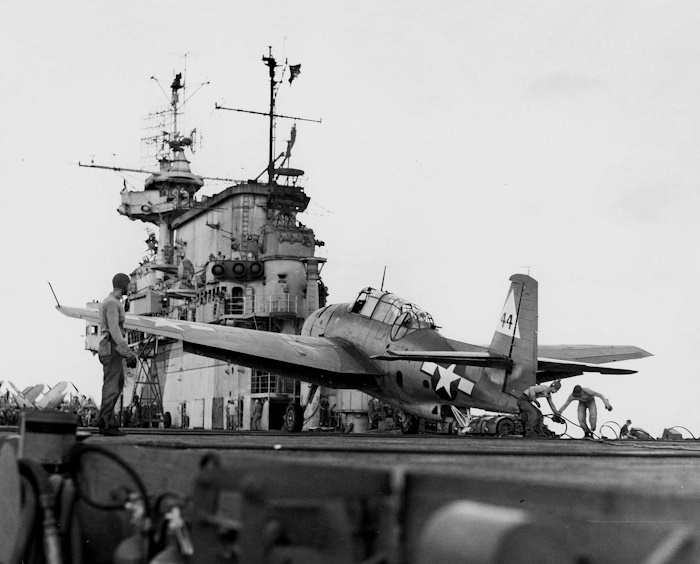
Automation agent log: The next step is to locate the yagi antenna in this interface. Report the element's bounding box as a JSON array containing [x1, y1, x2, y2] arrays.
[[48, 281, 60, 307], [380, 266, 387, 292]]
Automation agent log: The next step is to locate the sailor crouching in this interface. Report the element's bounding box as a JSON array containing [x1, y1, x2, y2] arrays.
[[517, 380, 562, 438]]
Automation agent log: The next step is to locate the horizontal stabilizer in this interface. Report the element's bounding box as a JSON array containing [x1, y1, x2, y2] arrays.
[[538, 344, 652, 364], [538, 357, 638, 377], [372, 349, 512, 368], [536, 344, 651, 382]]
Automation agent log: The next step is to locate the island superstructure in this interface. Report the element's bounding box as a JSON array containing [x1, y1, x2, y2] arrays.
[[81, 55, 369, 431]]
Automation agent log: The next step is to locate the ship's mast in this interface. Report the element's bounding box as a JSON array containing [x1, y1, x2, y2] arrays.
[[263, 49, 277, 186], [171, 73, 181, 143], [215, 49, 320, 184]]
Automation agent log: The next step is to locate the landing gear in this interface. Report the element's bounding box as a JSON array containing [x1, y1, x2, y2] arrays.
[[496, 417, 515, 436], [399, 412, 419, 435], [284, 403, 304, 433]]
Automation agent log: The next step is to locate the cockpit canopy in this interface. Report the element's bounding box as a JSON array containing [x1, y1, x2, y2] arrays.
[[350, 287, 436, 332]]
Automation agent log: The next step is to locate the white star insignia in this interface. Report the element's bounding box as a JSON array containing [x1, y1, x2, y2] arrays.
[[434, 364, 460, 398], [421, 362, 475, 397]]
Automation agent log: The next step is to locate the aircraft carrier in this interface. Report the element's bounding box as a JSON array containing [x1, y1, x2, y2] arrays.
[[1, 55, 697, 563]]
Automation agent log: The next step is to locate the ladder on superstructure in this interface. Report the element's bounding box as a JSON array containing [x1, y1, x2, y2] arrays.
[[131, 333, 165, 427]]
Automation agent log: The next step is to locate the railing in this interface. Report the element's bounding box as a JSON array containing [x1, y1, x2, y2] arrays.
[[223, 293, 299, 316]]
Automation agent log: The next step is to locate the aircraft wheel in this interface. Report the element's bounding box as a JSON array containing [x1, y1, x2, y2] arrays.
[[496, 417, 515, 436], [163, 412, 172, 429], [400, 413, 420, 434], [284, 403, 304, 433]]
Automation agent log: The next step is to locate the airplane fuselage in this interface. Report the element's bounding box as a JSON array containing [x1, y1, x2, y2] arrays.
[[301, 293, 520, 421]]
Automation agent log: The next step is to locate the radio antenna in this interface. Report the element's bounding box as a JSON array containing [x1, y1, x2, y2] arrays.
[[380, 266, 387, 292], [48, 282, 60, 307]]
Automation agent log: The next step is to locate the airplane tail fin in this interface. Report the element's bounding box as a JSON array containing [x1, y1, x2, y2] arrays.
[[488, 274, 538, 395]]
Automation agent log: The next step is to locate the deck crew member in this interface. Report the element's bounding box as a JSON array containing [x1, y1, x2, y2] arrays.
[[97, 273, 138, 436], [226, 398, 239, 430], [251, 399, 263, 430], [368, 397, 381, 430], [620, 419, 632, 439], [517, 380, 561, 437], [556, 385, 612, 439]]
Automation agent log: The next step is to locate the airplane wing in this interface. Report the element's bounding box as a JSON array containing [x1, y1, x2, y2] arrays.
[[536, 345, 653, 382], [36, 382, 68, 410], [371, 349, 512, 368], [57, 306, 381, 389], [24, 384, 44, 405], [7, 382, 33, 409]]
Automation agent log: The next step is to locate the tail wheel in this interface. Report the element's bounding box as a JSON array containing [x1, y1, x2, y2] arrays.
[[284, 403, 304, 433], [496, 417, 515, 436], [400, 412, 420, 435]]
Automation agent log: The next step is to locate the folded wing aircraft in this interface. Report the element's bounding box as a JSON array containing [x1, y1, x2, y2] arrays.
[[22, 384, 45, 406], [6, 382, 34, 409], [58, 274, 651, 432], [35, 382, 69, 410]]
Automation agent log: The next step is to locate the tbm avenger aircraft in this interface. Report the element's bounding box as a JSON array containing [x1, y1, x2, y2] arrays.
[[58, 274, 651, 434]]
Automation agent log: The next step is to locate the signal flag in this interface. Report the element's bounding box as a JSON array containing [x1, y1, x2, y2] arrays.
[[289, 64, 301, 84]]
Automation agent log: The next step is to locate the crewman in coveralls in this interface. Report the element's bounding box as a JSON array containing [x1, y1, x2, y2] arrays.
[[97, 273, 138, 436]]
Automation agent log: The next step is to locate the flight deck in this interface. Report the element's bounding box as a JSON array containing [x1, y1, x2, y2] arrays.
[[2, 427, 699, 563]]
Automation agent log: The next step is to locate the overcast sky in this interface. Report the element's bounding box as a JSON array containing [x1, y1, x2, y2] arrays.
[[1, 1, 698, 437]]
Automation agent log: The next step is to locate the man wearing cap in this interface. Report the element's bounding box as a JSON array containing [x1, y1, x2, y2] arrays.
[[97, 273, 138, 436], [556, 385, 612, 439]]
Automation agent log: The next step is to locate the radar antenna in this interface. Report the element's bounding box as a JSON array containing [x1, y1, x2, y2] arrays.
[[215, 47, 321, 185], [142, 64, 209, 168]]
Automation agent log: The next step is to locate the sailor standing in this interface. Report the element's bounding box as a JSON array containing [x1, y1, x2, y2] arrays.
[[96, 273, 138, 436], [251, 399, 263, 430]]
